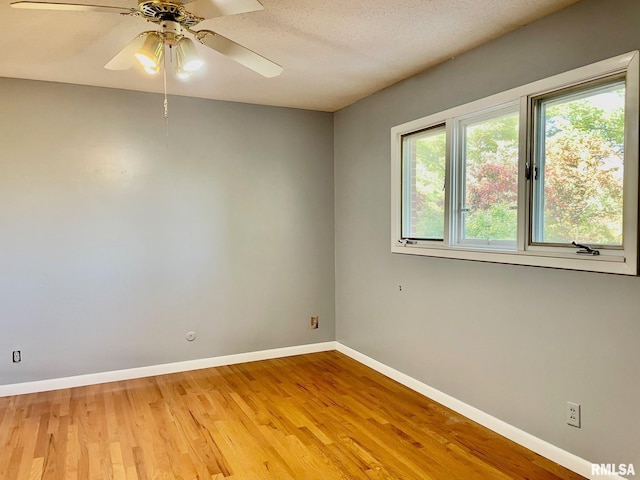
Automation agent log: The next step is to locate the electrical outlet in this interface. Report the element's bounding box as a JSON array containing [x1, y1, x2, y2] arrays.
[[12, 351, 21, 363], [310, 316, 319, 329], [566, 401, 581, 428]]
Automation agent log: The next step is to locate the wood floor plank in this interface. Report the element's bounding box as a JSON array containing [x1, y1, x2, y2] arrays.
[[0, 351, 585, 479]]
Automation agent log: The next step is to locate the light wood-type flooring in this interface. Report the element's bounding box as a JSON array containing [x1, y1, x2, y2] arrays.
[[0, 351, 585, 479]]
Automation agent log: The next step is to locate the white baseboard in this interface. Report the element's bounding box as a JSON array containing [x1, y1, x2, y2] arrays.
[[335, 343, 623, 480], [0, 341, 337, 398]]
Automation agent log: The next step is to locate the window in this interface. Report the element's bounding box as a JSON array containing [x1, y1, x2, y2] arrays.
[[401, 125, 446, 240], [391, 52, 639, 275], [531, 78, 625, 247], [455, 106, 519, 248]]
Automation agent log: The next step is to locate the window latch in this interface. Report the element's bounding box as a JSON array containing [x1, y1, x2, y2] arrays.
[[572, 241, 600, 256], [525, 163, 539, 180], [398, 239, 417, 246]]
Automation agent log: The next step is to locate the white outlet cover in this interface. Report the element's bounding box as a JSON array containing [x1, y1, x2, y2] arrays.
[[566, 401, 581, 428], [186, 331, 196, 342]]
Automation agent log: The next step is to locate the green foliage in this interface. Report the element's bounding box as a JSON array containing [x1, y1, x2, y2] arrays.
[[546, 86, 625, 148], [464, 114, 519, 241], [541, 129, 623, 245], [465, 202, 517, 241], [465, 115, 519, 164], [539, 85, 624, 245], [411, 131, 446, 238]]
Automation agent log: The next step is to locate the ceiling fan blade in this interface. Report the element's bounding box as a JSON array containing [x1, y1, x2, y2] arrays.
[[186, 0, 263, 19], [10, 1, 132, 13], [194, 30, 282, 78], [105, 33, 150, 71]]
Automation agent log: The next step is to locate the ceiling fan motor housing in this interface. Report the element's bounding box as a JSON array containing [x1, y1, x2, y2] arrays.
[[136, 0, 202, 28]]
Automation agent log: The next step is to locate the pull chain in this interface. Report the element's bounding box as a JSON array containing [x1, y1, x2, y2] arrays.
[[163, 45, 169, 139]]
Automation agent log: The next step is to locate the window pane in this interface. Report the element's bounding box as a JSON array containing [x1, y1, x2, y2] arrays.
[[532, 79, 625, 246], [402, 126, 446, 239], [461, 110, 519, 243]]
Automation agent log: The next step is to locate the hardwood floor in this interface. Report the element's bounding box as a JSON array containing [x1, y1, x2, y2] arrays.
[[0, 351, 585, 480]]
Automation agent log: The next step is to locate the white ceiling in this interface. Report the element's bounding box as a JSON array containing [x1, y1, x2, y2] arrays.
[[1, 0, 579, 112]]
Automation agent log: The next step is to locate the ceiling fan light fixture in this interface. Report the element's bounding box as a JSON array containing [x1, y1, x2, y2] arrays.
[[176, 37, 204, 73], [135, 32, 164, 70], [175, 67, 192, 80], [144, 65, 160, 75]]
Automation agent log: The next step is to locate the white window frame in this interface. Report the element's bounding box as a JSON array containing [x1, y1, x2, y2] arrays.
[[391, 51, 639, 275]]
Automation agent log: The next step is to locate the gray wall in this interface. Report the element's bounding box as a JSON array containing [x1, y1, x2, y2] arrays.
[[335, 0, 640, 469], [0, 79, 335, 384]]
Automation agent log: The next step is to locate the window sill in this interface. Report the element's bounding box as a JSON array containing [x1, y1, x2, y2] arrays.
[[391, 243, 635, 275]]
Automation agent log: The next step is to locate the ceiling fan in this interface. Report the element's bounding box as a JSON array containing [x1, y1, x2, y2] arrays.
[[9, 0, 283, 78]]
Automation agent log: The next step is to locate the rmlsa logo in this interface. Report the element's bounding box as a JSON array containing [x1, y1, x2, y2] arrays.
[[591, 463, 635, 476]]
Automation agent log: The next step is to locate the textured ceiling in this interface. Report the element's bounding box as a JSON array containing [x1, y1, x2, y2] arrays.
[[1, 0, 579, 111]]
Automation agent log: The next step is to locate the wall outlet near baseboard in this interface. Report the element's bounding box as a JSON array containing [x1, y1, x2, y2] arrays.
[[566, 401, 580, 428], [310, 316, 319, 329], [12, 351, 21, 363]]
